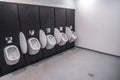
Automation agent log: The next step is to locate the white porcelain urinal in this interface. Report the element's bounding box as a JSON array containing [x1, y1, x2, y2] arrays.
[[54, 28, 62, 44], [19, 32, 27, 54], [59, 33, 68, 46], [46, 35, 56, 49], [66, 27, 77, 43], [4, 45, 20, 65], [69, 31, 78, 43], [39, 30, 47, 48], [28, 38, 41, 55]]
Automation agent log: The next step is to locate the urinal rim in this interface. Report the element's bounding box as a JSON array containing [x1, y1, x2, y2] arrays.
[[4, 45, 20, 61], [39, 30, 47, 48], [28, 37, 41, 50], [47, 35, 56, 45], [61, 33, 68, 42]]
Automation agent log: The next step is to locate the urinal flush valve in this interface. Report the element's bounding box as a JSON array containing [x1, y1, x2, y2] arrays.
[[29, 30, 35, 36], [46, 28, 51, 33], [5, 37, 13, 44], [70, 26, 73, 30], [59, 27, 63, 32]]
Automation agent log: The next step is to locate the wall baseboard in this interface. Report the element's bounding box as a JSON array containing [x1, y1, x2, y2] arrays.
[[75, 46, 120, 58]]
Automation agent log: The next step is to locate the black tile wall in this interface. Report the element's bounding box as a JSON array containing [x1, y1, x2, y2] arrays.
[[18, 4, 42, 65], [39, 6, 56, 58], [0, 1, 75, 77], [0, 2, 25, 76], [66, 9, 75, 49], [54, 8, 67, 53]]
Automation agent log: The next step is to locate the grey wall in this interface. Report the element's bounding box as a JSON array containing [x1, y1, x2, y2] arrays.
[[0, 0, 75, 9], [75, 0, 120, 56]]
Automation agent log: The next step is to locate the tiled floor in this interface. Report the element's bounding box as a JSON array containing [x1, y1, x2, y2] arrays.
[[0, 48, 120, 80]]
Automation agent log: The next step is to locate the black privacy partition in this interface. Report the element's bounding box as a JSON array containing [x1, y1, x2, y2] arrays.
[[0, 2, 25, 76], [18, 4, 42, 66], [66, 9, 75, 49], [54, 8, 67, 53], [39, 6, 56, 58]]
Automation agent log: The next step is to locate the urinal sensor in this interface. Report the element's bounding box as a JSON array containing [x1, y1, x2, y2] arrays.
[[60, 27, 63, 31], [5, 37, 13, 44], [46, 28, 51, 33], [29, 30, 35, 36], [70, 26, 73, 30]]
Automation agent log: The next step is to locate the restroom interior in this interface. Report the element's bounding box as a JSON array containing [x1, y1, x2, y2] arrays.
[[0, 1, 77, 76], [0, 0, 120, 80]]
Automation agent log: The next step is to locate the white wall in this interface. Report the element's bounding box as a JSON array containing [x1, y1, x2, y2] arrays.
[[75, 0, 120, 56], [0, 0, 75, 9]]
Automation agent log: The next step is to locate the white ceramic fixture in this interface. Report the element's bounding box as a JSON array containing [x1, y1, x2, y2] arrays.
[[28, 38, 41, 55], [54, 28, 62, 44], [4, 45, 20, 65], [69, 31, 78, 43], [46, 35, 56, 49], [66, 27, 72, 41], [39, 30, 47, 48], [19, 32, 27, 54], [66, 27, 77, 43], [59, 32, 68, 46]]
